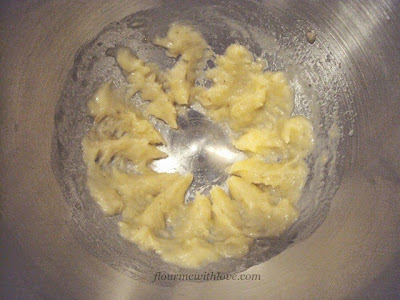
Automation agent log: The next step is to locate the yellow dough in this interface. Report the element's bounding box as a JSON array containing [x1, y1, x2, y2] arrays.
[[82, 24, 314, 268]]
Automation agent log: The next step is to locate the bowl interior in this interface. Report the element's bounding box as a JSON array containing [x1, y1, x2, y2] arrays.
[[52, 0, 354, 283]]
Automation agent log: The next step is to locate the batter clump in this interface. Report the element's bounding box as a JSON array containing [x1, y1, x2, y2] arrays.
[[82, 24, 314, 268]]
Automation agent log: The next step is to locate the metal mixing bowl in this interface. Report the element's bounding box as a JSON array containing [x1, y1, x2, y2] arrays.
[[1, 0, 399, 298]]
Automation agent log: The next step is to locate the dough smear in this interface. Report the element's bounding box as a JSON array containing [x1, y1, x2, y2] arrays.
[[82, 24, 314, 268]]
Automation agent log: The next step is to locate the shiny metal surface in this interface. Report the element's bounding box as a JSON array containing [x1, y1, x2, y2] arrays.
[[1, 0, 399, 299], [151, 108, 247, 200]]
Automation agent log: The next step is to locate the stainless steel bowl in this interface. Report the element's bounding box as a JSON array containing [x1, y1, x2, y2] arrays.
[[1, 0, 399, 298]]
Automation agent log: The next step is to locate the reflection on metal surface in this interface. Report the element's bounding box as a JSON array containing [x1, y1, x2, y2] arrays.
[[151, 108, 247, 201]]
